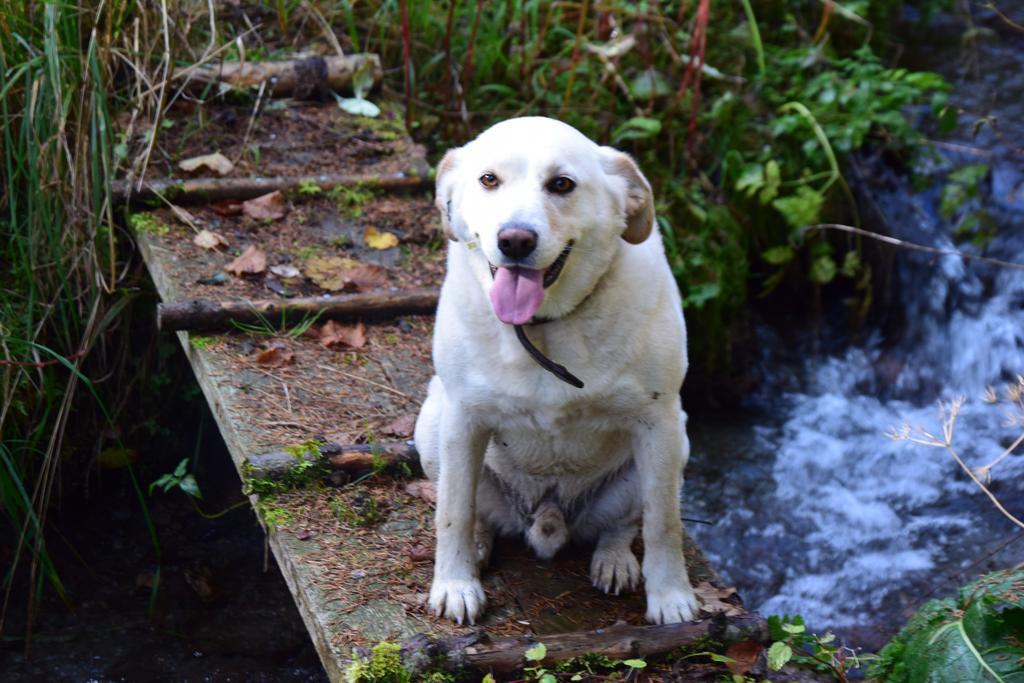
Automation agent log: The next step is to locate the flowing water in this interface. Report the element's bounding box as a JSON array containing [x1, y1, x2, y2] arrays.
[[685, 10, 1024, 649]]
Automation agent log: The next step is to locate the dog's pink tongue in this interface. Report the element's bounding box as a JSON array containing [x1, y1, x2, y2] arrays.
[[490, 267, 545, 325]]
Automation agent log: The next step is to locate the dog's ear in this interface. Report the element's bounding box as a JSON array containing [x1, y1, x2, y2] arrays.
[[600, 148, 654, 244], [434, 149, 462, 242]]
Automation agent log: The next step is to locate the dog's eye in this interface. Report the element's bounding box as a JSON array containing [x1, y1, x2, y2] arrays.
[[479, 173, 500, 189], [546, 176, 576, 195]]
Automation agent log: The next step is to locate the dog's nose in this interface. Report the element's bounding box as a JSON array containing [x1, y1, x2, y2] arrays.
[[497, 227, 537, 260]]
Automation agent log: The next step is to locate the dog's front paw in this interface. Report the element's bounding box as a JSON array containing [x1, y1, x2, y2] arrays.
[[590, 546, 640, 595], [645, 586, 699, 624], [429, 577, 486, 625]]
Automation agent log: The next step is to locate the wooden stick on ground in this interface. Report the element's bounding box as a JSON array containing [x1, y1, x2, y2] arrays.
[[113, 169, 431, 205], [158, 288, 439, 333], [392, 613, 769, 674], [173, 53, 382, 97], [245, 441, 418, 480]]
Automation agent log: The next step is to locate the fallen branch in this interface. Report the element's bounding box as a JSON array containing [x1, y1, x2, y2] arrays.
[[113, 169, 431, 205], [173, 53, 382, 97], [246, 440, 418, 480], [391, 613, 769, 674], [158, 288, 439, 332]]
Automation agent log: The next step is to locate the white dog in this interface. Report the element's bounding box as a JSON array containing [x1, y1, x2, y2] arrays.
[[414, 117, 699, 626]]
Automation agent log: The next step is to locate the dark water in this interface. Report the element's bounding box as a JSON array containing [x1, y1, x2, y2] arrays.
[[2, 413, 327, 683], [685, 7, 1024, 651]]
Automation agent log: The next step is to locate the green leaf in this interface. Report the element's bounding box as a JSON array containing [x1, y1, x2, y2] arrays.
[[809, 255, 837, 284], [539, 675, 556, 683], [611, 117, 662, 144], [767, 642, 793, 671], [350, 59, 376, 100], [629, 68, 671, 99], [336, 96, 381, 118], [525, 642, 547, 662], [781, 622, 806, 635], [949, 163, 989, 186], [771, 186, 824, 229], [735, 163, 764, 196], [173, 458, 188, 478], [683, 282, 721, 308], [622, 658, 647, 668], [707, 653, 736, 664], [840, 251, 861, 277], [761, 245, 794, 265], [759, 160, 781, 204], [482, 675, 496, 683], [178, 474, 203, 500]]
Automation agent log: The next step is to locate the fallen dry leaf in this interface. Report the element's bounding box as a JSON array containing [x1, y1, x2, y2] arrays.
[[318, 320, 367, 349], [269, 264, 302, 279], [724, 640, 764, 675], [255, 345, 294, 367], [405, 480, 437, 505], [408, 544, 433, 562], [225, 245, 267, 276], [695, 581, 744, 617], [382, 414, 417, 437], [210, 199, 244, 216], [178, 152, 234, 176], [364, 226, 399, 250], [242, 190, 287, 221], [194, 229, 228, 250], [304, 256, 388, 292]]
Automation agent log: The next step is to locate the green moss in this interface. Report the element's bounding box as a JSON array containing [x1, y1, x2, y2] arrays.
[[129, 213, 171, 236], [344, 642, 412, 683], [188, 335, 218, 350], [254, 496, 294, 530], [241, 440, 329, 496]]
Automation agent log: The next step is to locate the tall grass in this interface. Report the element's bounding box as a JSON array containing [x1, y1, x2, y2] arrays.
[[0, 0, 168, 644]]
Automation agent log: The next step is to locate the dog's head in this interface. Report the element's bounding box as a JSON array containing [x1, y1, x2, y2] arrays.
[[435, 117, 654, 325]]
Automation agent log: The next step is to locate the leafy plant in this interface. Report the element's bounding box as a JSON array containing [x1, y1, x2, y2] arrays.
[[869, 568, 1024, 683], [766, 615, 868, 681], [150, 458, 202, 499]]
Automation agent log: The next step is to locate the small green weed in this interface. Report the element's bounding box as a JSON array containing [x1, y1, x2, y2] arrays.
[[150, 458, 202, 499], [765, 615, 868, 680], [329, 184, 376, 218], [329, 492, 379, 527]]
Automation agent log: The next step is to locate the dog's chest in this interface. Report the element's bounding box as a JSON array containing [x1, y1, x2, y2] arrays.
[[485, 400, 633, 477]]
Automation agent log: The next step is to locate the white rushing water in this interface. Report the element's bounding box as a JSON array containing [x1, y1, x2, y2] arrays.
[[686, 13, 1024, 645]]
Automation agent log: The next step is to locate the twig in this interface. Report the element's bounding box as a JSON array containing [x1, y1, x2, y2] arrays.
[[802, 224, 1024, 271]]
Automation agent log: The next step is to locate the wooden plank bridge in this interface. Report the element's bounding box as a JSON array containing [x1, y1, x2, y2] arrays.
[[127, 69, 765, 680]]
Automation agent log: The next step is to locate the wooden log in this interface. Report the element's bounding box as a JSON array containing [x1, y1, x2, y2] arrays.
[[390, 613, 769, 675], [245, 440, 418, 480], [173, 53, 382, 97], [158, 288, 439, 333], [113, 169, 431, 205]]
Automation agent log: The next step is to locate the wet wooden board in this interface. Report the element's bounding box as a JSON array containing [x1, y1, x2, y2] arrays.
[[131, 98, 748, 681]]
